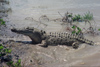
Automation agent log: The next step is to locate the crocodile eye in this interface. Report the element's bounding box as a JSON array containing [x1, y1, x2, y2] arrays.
[[26, 27, 34, 30], [50, 32, 51, 34], [41, 30, 43, 32]]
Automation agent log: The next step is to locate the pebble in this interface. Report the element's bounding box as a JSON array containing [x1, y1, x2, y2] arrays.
[[80, 62, 85, 65]]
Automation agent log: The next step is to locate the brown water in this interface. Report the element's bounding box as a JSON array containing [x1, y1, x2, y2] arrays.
[[7, 0, 100, 66], [8, 0, 100, 27]]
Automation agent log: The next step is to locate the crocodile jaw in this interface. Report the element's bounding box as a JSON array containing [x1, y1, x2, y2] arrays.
[[11, 28, 42, 44]]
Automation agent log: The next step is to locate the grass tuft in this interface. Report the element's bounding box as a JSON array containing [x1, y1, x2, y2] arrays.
[[72, 11, 93, 22], [83, 11, 93, 21]]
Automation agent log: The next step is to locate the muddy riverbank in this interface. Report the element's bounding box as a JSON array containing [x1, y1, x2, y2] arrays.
[[1, 0, 100, 67]]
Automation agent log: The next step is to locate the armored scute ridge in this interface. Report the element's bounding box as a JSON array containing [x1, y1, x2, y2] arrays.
[[11, 27, 94, 49], [42, 32, 94, 48]]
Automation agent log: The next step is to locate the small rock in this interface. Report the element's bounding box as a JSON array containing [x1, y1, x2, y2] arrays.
[[14, 54, 19, 57], [66, 48, 70, 50], [30, 60, 32, 62], [80, 62, 85, 65]]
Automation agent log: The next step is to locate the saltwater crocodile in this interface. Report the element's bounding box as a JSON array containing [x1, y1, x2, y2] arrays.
[[11, 27, 94, 49]]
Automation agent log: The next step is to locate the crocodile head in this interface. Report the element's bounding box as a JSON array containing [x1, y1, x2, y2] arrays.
[[11, 27, 46, 44]]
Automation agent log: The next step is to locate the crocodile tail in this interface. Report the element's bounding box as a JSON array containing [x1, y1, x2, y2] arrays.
[[85, 39, 94, 45], [77, 37, 94, 45]]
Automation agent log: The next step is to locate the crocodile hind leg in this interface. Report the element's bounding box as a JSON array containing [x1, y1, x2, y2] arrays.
[[41, 43, 48, 47], [72, 41, 80, 49]]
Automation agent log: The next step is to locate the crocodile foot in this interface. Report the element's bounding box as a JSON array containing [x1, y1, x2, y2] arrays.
[[72, 42, 79, 49], [40, 44, 48, 48]]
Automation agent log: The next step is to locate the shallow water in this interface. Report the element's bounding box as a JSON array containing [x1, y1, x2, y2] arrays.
[[8, 0, 100, 27], [7, 0, 100, 66]]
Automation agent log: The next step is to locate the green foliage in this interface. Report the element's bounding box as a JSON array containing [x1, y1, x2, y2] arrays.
[[0, 44, 12, 57], [0, 19, 3, 21], [72, 26, 82, 35], [0, 19, 5, 25], [68, 14, 72, 17], [7, 61, 14, 67], [0, 44, 4, 50], [77, 27, 81, 31], [76, 31, 80, 35], [17, 59, 21, 63], [83, 11, 93, 21], [0, 44, 21, 67], [98, 29, 100, 31], [72, 11, 93, 22], [0, 44, 4, 55], [72, 31, 76, 34], [4, 49, 12, 53], [72, 14, 83, 21], [72, 25, 76, 29], [7, 59, 21, 67], [0, 48, 4, 56], [14, 59, 21, 67]]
